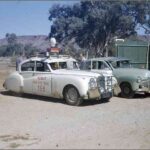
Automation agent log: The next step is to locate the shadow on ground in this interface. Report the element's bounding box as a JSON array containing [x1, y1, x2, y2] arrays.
[[1, 90, 149, 106], [0, 90, 109, 107], [117, 93, 150, 99], [134, 93, 150, 98]]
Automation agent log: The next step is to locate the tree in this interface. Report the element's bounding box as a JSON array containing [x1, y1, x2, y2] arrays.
[[24, 44, 39, 57], [0, 33, 41, 57], [0, 45, 7, 56], [49, 0, 150, 56], [5, 33, 18, 56], [6, 33, 17, 45]]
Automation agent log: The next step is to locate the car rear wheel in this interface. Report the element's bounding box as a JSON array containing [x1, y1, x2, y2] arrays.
[[64, 86, 83, 106], [120, 83, 134, 98], [145, 92, 150, 97]]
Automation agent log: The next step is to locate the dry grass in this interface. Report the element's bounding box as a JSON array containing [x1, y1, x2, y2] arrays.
[[9, 143, 21, 148], [0, 135, 30, 142], [0, 134, 40, 148]]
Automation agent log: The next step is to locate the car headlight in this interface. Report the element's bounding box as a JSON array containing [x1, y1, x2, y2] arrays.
[[108, 87, 112, 92], [99, 87, 105, 93], [89, 78, 97, 89], [137, 76, 142, 83]]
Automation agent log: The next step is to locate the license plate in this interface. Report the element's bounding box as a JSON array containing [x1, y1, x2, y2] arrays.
[[101, 92, 112, 98]]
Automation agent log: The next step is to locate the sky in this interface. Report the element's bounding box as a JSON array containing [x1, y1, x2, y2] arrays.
[[0, 0, 147, 39], [0, 1, 78, 39]]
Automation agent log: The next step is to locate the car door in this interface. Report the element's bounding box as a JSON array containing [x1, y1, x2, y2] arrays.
[[91, 60, 112, 75], [32, 61, 52, 97], [20, 60, 35, 94]]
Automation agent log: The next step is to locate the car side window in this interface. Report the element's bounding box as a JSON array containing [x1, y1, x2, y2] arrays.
[[50, 62, 59, 70], [36, 61, 45, 71], [85, 61, 91, 70], [44, 63, 50, 72], [110, 61, 117, 68], [98, 61, 109, 69], [59, 62, 67, 69], [21, 61, 35, 71], [36, 61, 50, 72], [92, 61, 97, 69]]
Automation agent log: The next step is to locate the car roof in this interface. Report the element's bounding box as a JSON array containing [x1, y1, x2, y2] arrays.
[[87, 57, 130, 62], [46, 57, 77, 63], [21, 56, 77, 64]]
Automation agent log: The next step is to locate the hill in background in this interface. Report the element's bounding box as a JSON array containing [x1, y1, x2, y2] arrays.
[[136, 35, 150, 42], [0, 34, 149, 57], [0, 35, 50, 52]]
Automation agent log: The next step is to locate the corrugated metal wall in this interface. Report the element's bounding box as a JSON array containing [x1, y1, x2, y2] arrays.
[[116, 40, 149, 70]]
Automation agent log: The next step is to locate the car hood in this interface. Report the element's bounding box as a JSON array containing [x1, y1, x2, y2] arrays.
[[89, 69, 113, 76], [53, 69, 102, 78], [53, 69, 101, 77], [113, 68, 150, 79]]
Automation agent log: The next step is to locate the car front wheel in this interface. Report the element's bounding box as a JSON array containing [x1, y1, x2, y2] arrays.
[[120, 83, 135, 98], [101, 98, 111, 103], [64, 86, 83, 106]]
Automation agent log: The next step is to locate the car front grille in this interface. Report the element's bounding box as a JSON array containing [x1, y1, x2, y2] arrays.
[[97, 76, 113, 93]]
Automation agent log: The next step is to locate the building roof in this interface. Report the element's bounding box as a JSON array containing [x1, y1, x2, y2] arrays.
[[87, 57, 130, 62]]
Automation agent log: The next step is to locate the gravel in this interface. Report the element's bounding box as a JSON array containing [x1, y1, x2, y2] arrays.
[[0, 63, 150, 149], [0, 92, 150, 149]]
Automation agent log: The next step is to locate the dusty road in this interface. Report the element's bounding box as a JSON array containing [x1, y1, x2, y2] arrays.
[[0, 63, 150, 149]]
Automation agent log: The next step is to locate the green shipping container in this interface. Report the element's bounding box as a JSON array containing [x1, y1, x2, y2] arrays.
[[116, 40, 150, 70]]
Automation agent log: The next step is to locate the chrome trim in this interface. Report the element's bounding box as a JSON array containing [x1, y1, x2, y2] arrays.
[[97, 76, 113, 93]]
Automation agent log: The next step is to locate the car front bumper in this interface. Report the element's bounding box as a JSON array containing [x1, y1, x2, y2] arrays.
[[136, 79, 150, 93], [82, 88, 112, 100], [87, 89, 101, 99]]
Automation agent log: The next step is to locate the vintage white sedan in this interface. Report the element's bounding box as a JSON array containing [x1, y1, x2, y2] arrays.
[[3, 56, 113, 106], [80, 59, 121, 96]]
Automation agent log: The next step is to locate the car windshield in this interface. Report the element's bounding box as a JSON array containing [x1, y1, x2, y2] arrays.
[[49, 62, 67, 70], [49, 61, 79, 70], [109, 60, 132, 68]]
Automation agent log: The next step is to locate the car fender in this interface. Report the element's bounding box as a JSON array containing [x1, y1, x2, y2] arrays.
[[4, 72, 24, 93], [51, 74, 89, 98], [116, 76, 137, 91]]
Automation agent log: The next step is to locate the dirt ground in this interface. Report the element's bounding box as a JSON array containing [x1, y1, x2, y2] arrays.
[[0, 62, 150, 149]]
